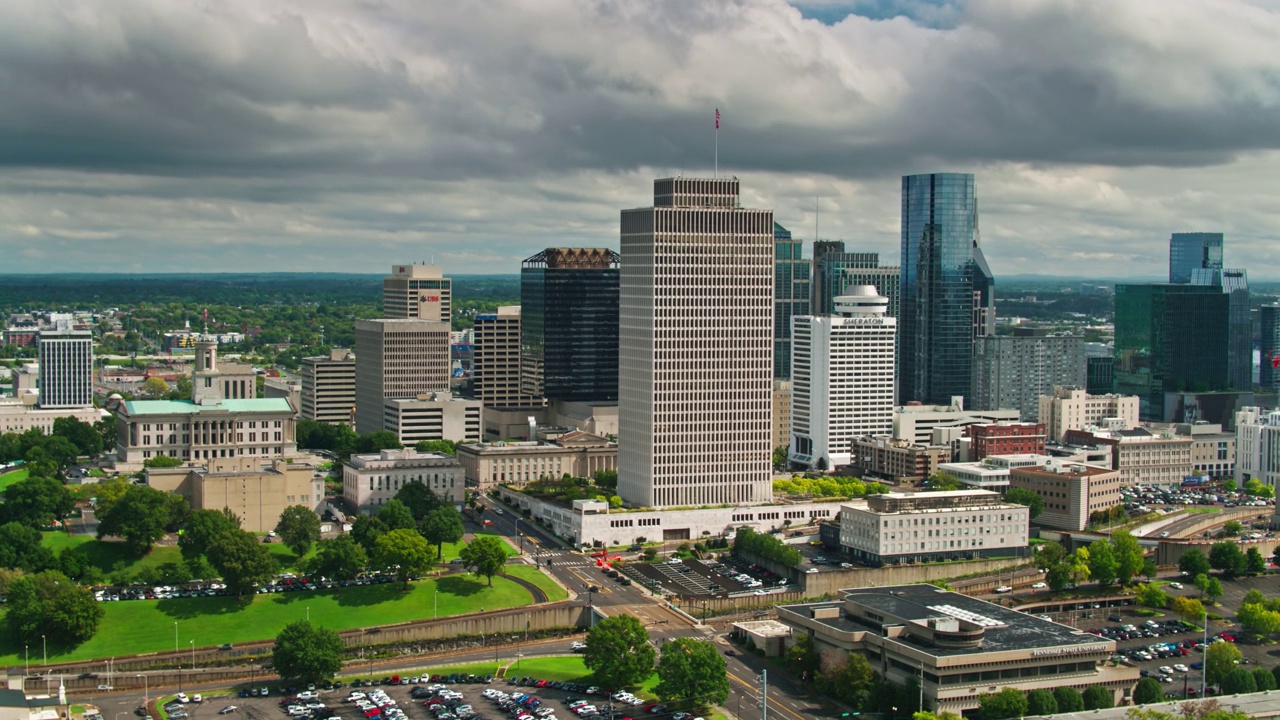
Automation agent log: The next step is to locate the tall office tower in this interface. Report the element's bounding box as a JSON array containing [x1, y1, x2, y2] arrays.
[[520, 248, 621, 402], [618, 177, 774, 508], [474, 306, 543, 407], [300, 349, 356, 425], [1114, 284, 1229, 420], [1262, 305, 1280, 393], [811, 240, 880, 316], [773, 223, 811, 380], [971, 334, 1086, 421], [1191, 267, 1251, 393], [382, 264, 451, 321], [839, 266, 901, 319], [37, 322, 93, 408], [1169, 232, 1224, 284], [789, 286, 896, 470], [353, 319, 451, 434], [899, 173, 994, 406]]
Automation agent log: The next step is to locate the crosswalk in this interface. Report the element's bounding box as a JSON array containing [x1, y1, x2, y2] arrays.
[[530, 551, 594, 568]]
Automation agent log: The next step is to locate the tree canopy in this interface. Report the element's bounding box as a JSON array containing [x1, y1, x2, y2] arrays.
[[583, 615, 656, 690], [308, 535, 368, 586], [206, 528, 277, 597], [1209, 542, 1247, 578], [1179, 548, 1211, 577], [373, 528, 431, 587], [420, 505, 465, 559], [1003, 487, 1044, 519], [96, 484, 190, 555], [1205, 641, 1242, 685], [1081, 686, 1113, 710], [654, 638, 729, 708], [4, 570, 104, 646], [977, 688, 1027, 720], [271, 620, 345, 683], [733, 526, 802, 567], [458, 535, 507, 587], [0, 475, 74, 527], [276, 505, 321, 558]]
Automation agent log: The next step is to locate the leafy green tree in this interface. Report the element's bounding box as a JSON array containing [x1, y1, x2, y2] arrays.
[[1003, 487, 1044, 519], [1082, 686, 1113, 710], [1088, 539, 1118, 586], [206, 529, 277, 598], [1221, 478, 1237, 492], [1052, 687, 1084, 713], [52, 417, 103, 456], [96, 485, 189, 555], [977, 687, 1027, 720], [1142, 558, 1159, 582], [1223, 520, 1243, 537], [309, 535, 367, 586], [1209, 542, 1247, 578], [356, 430, 402, 454], [592, 469, 618, 490], [458, 535, 508, 587], [376, 498, 417, 531], [276, 505, 321, 558], [0, 476, 74, 527], [654, 638, 729, 707], [1135, 583, 1169, 609], [374, 528, 431, 587], [94, 418, 116, 452], [295, 419, 358, 455], [927, 472, 961, 491], [1046, 563, 1072, 591], [141, 376, 170, 398], [1034, 541, 1067, 569], [271, 620, 345, 683], [394, 480, 442, 520], [771, 446, 788, 468], [1069, 546, 1092, 586], [813, 652, 878, 709], [583, 615, 656, 690], [1253, 668, 1277, 691], [1205, 641, 1243, 685], [0, 522, 55, 572], [415, 439, 457, 456], [350, 515, 387, 555], [179, 508, 242, 561], [1110, 530, 1144, 584], [420, 505, 465, 559], [1245, 547, 1266, 575], [4, 570, 104, 645], [1221, 667, 1256, 695], [1172, 596, 1206, 624], [733, 526, 802, 567], [1133, 677, 1163, 704], [143, 455, 184, 468], [90, 477, 133, 517], [1179, 548, 1211, 577], [1204, 576, 1224, 603], [1026, 689, 1058, 716], [1236, 601, 1280, 637]]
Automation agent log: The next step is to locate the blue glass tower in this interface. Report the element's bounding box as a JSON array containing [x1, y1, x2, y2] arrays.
[[899, 173, 994, 405], [1169, 232, 1223, 284], [774, 223, 811, 380]]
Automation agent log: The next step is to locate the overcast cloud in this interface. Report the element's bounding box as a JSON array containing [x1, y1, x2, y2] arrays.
[[1, 0, 1279, 278]]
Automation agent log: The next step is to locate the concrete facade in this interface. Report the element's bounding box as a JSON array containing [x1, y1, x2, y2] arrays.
[[935, 461, 1010, 490], [148, 457, 322, 533], [383, 264, 451, 322], [1235, 407, 1280, 492], [1007, 458, 1124, 531], [382, 394, 482, 445], [300, 349, 356, 425], [353, 318, 452, 435], [772, 380, 791, 452], [36, 322, 93, 409], [473, 306, 544, 409], [971, 335, 1086, 421], [849, 436, 953, 483], [458, 430, 617, 489], [837, 490, 1029, 566], [892, 400, 1020, 445], [1038, 386, 1141, 443], [342, 448, 464, 514], [1172, 422, 1235, 478], [1062, 427, 1194, 488], [0, 398, 105, 435]]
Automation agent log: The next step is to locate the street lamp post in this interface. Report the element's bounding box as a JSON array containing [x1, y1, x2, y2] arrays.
[[24, 645, 28, 677], [190, 640, 195, 668], [137, 674, 149, 708], [42, 635, 47, 666]]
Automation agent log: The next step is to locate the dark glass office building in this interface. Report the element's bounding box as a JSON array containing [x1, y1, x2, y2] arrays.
[[1169, 232, 1223, 284], [899, 173, 994, 406], [1261, 304, 1280, 392], [811, 240, 879, 316], [1114, 283, 1230, 420], [520, 248, 620, 402], [774, 223, 811, 380]]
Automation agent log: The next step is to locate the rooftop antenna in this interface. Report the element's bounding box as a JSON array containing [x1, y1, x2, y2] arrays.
[[815, 196, 819, 243], [714, 108, 720, 179]]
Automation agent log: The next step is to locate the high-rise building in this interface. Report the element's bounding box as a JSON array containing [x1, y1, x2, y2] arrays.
[[618, 177, 773, 508], [773, 223, 811, 380], [382, 264, 451, 322], [971, 335, 1086, 421], [789, 286, 895, 470], [474, 306, 543, 407], [37, 323, 93, 409], [353, 319, 451, 435], [1235, 406, 1280, 491], [1114, 283, 1230, 420], [1190, 267, 1251, 393], [1261, 305, 1280, 393], [1038, 386, 1140, 442], [1168, 232, 1223, 284], [899, 173, 994, 406], [520, 248, 620, 402], [300, 349, 356, 425], [839, 266, 901, 319], [811, 240, 879, 316]]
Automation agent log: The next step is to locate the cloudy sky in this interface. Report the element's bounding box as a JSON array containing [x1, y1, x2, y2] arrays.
[[2, 0, 1279, 278]]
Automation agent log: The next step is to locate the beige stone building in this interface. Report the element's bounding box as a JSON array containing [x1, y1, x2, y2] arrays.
[[772, 380, 791, 451], [353, 318, 451, 435], [383, 264, 451, 322], [1173, 422, 1235, 478], [300, 349, 356, 425], [1063, 427, 1194, 488], [342, 448, 464, 513], [837, 490, 1029, 566], [148, 457, 322, 532], [472, 306, 543, 409], [1007, 457, 1123, 531], [849, 436, 952, 483], [1038, 386, 1140, 442], [458, 429, 617, 489]]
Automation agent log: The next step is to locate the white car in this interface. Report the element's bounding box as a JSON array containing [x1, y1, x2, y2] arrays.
[[495, 508, 505, 515], [1174, 664, 1190, 673], [1169, 582, 1183, 589], [995, 586, 1013, 593], [1031, 582, 1047, 589], [191, 695, 203, 704], [176, 694, 190, 704], [296, 692, 318, 701]]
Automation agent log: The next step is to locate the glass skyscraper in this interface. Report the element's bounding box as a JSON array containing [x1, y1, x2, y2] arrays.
[[811, 240, 879, 316], [898, 173, 994, 406], [520, 248, 620, 402], [1114, 283, 1230, 420], [1169, 232, 1223, 284], [1262, 305, 1280, 393], [774, 223, 811, 380]]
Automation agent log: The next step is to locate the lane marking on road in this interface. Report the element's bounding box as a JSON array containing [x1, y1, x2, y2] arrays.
[[726, 670, 807, 720]]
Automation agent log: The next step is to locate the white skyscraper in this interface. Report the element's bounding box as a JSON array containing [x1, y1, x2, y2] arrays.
[[789, 286, 896, 470], [618, 178, 774, 508], [37, 322, 93, 409]]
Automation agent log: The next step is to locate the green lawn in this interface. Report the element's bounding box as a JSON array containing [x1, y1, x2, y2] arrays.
[[0, 573, 535, 664], [503, 565, 568, 601], [0, 467, 29, 492], [41, 535, 316, 579], [1185, 507, 1221, 515]]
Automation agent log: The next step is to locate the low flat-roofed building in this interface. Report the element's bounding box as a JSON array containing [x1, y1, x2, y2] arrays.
[[382, 393, 483, 445], [1171, 421, 1235, 479], [0, 688, 62, 720], [147, 457, 321, 533], [730, 620, 793, 657], [935, 461, 1010, 490], [965, 421, 1046, 461], [1062, 427, 1193, 488], [0, 397, 105, 435], [458, 429, 617, 489], [776, 584, 1137, 715], [1007, 457, 1123, 531], [893, 399, 1020, 445], [343, 448, 464, 514], [836, 490, 1029, 566], [849, 436, 952, 483]]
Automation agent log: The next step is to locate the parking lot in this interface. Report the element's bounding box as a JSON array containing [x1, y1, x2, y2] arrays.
[[198, 670, 710, 720], [618, 558, 793, 599]]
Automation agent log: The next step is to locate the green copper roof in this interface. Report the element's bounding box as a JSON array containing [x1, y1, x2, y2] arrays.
[[124, 398, 293, 415]]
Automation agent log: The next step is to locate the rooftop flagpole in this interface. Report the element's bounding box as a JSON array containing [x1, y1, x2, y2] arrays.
[[714, 108, 720, 178]]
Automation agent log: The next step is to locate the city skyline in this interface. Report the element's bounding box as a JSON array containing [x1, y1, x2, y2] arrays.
[[1, 0, 1278, 277]]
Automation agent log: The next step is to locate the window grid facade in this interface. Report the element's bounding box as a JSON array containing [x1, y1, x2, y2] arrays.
[[353, 319, 451, 435], [300, 349, 356, 424], [37, 326, 93, 409]]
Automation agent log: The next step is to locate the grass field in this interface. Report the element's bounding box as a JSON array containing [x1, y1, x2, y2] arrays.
[[502, 565, 567, 601], [0, 572, 540, 664], [0, 467, 29, 492], [41, 534, 317, 578]]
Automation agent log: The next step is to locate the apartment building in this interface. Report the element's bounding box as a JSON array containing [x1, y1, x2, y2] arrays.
[[1038, 386, 1140, 442], [836, 489, 1029, 566], [1062, 427, 1194, 488], [965, 422, 1046, 461]]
